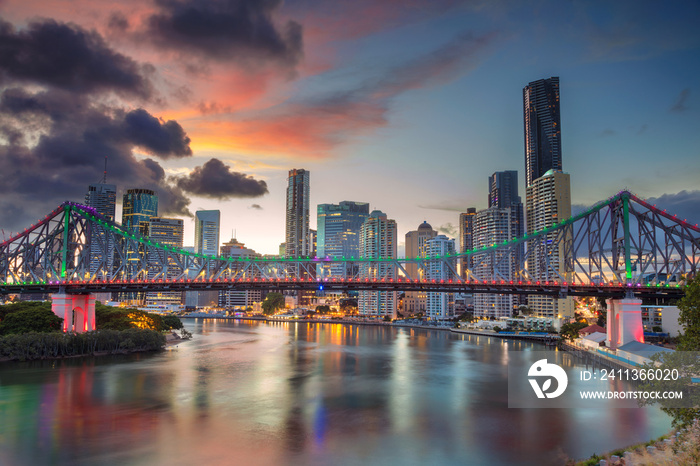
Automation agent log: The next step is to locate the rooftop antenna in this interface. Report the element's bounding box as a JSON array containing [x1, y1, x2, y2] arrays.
[[101, 155, 108, 184]]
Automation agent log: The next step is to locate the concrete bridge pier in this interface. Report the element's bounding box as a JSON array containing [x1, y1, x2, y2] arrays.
[[51, 293, 96, 333], [606, 297, 644, 349]]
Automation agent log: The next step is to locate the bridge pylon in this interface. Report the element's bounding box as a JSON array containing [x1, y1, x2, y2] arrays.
[[52, 293, 96, 333], [605, 297, 644, 349]]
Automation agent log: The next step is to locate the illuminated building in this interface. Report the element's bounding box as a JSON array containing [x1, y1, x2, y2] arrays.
[[459, 208, 476, 280], [425, 235, 456, 320], [404, 221, 437, 315], [317, 201, 370, 278], [525, 169, 574, 318], [146, 217, 184, 307], [85, 182, 116, 277], [122, 189, 158, 236], [219, 237, 262, 309], [473, 207, 513, 318], [358, 210, 397, 318], [285, 169, 310, 258]]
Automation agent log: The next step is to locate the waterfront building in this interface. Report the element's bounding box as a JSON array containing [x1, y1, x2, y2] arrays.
[[146, 217, 184, 307], [525, 170, 574, 318], [458, 208, 476, 280], [316, 201, 370, 278], [425, 235, 456, 320], [219, 237, 262, 309], [194, 210, 220, 308], [523, 77, 562, 188], [285, 169, 310, 258], [473, 207, 513, 318], [404, 221, 437, 315], [358, 210, 397, 318]]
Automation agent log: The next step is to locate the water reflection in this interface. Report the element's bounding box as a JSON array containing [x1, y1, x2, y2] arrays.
[[0, 320, 671, 466]]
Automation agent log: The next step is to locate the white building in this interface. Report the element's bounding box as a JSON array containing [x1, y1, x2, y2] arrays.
[[358, 210, 397, 318], [473, 207, 513, 319], [425, 235, 456, 320], [525, 169, 574, 319]]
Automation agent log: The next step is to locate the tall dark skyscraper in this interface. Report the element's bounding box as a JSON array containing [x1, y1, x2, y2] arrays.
[[488, 170, 524, 241], [523, 77, 561, 188], [285, 169, 310, 258]]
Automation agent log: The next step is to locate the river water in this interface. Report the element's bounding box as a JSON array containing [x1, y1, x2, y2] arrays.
[[0, 319, 671, 465]]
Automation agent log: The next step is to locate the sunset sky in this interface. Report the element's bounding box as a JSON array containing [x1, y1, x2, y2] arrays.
[[0, 0, 698, 255]]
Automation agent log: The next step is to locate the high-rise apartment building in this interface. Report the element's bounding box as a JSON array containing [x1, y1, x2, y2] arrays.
[[317, 201, 370, 278], [285, 169, 310, 258], [219, 237, 262, 309], [358, 210, 397, 318], [473, 207, 514, 318], [459, 208, 477, 280], [523, 77, 562, 188], [525, 170, 574, 318], [85, 183, 117, 276], [425, 235, 456, 320], [404, 221, 437, 315], [146, 217, 184, 308], [488, 171, 524, 296]]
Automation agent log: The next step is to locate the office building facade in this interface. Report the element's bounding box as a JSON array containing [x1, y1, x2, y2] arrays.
[[459, 208, 477, 280], [219, 237, 262, 309], [317, 201, 370, 278], [85, 183, 117, 277], [146, 217, 184, 307], [358, 210, 397, 318]]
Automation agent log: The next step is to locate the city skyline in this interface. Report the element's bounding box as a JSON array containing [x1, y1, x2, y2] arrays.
[[0, 1, 698, 256]]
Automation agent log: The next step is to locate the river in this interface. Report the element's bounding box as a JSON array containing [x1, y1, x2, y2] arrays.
[[0, 319, 671, 465]]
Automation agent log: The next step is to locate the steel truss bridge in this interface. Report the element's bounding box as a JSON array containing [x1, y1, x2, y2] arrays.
[[0, 191, 698, 300]]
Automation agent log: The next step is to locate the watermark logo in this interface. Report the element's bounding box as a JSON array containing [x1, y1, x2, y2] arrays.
[[528, 358, 568, 399]]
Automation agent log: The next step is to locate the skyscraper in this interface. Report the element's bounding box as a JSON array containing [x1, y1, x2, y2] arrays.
[[85, 182, 117, 277], [120, 188, 158, 302], [317, 201, 370, 278], [194, 210, 220, 308], [488, 170, 524, 291], [523, 77, 561, 188], [146, 217, 184, 308], [473, 207, 514, 319], [425, 235, 456, 320], [404, 221, 437, 315], [195, 210, 221, 256], [285, 169, 310, 258], [122, 189, 158, 236], [358, 210, 397, 318], [459, 208, 477, 280], [525, 170, 574, 319]]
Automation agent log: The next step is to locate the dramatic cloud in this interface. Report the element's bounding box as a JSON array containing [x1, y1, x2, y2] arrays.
[[146, 0, 303, 69], [670, 88, 691, 113], [647, 190, 700, 225], [218, 31, 497, 156], [0, 87, 195, 230], [0, 19, 152, 98], [175, 158, 268, 199], [123, 109, 192, 158]]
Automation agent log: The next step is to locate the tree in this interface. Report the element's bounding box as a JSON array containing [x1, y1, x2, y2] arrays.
[[0, 307, 63, 335], [677, 274, 700, 351], [261, 292, 285, 315], [315, 305, 331, 314], [162, 315, 184, 330], [559, 321, 588, 341]]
